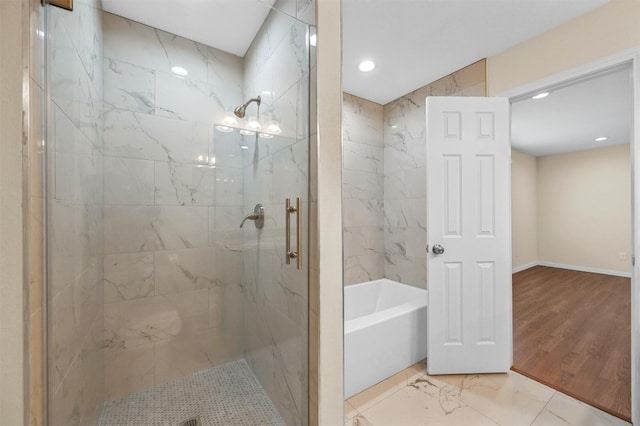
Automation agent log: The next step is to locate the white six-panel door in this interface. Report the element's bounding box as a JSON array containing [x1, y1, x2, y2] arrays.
[[426, 96, 512, 375]]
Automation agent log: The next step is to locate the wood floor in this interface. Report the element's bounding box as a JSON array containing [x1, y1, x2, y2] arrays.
[[512, 266, 631, 421]]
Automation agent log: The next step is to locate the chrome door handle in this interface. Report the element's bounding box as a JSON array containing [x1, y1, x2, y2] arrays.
[[285, 197, 302, 269], [432, 244, 445, 255]]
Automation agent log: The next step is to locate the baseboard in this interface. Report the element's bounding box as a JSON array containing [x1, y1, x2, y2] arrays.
[[512, 262, 539, 274], [536, 261, 631, 278]]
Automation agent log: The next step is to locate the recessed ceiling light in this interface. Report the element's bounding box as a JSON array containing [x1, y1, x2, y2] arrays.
[[531, 92, 549, 100], [595, 136, 608, 142], [358, 60, 375, 72], [171, 66, 189, 77]]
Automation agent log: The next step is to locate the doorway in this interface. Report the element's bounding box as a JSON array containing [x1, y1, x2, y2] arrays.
[[509, 64, 633, 421]]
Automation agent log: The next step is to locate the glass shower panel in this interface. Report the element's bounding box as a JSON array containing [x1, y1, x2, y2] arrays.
[[239, 8, 310, 426], [44, 0, 310, 424]]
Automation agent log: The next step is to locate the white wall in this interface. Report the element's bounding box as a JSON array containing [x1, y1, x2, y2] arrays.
[[511, 149, 538, 270], [537, 144, 631, 274]]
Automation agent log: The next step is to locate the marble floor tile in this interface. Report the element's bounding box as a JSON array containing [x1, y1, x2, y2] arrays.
[[357, 381, 499, 426], [347, 361, 427, 413], [433, 372, 555, 426], [531, 393, 631, 426], [347, 363, 631, 426]]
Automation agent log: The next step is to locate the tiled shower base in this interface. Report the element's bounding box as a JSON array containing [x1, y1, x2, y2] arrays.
[[99, 359, 285, 426]]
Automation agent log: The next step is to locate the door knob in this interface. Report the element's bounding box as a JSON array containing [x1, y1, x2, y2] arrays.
[[432, 244, 445, 255]]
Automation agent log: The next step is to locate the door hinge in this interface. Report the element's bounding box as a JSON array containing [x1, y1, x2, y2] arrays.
[[425, 245, 429, 253], [633, 256, 636, 266]]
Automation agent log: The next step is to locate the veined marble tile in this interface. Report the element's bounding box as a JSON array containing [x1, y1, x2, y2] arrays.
[[104, 109, 209, 164], [357, 376, 498, 426], [383, 141, 421, 174], [50, 11, 101, 146], [343, 198, 384, 229], [343, 140, 383, 174], [267, 0, 296, 18], [384, 169, 406, 201], [154, 247, 216, 295], [154, 161, 215, 206], [383, 200, 408, 229], [54, 152, 103, 204], [384, 254, 426, 289], [532, 392, 631, 426], [104, 342, 155, 401], [215, 166, 243, 207], [213, 243, 243, 287], [104, 252, 155, 303], [343, 111, 384, 146], [272, 140, 308, 201], [50, 347, 84, 426], [207, 46, 243, 92], [104, 58, 155, 113], [104, 289, 210, 350], [104, 205, 208, 254], [209, 284, 242, 329], [343, 93, 383, 120], [51, 200, 103, 257], [265, 20, 307, 101], [405, 225, 427, 258], [104, 157, 155, 205], [344, 254, 384, 285], [433, 373, 555, 426], [53, 104, 101, 155], [343, 226, 384, 258], [103, 12, 209, 82], [155, 72, 241, 124], [405, 166, 426, 198], [347, 361, 427, 413], [211, 126, 243, 169], [343, 169, 383, 200], [154, 327, 242, 386], [297, 0, 315, 25]]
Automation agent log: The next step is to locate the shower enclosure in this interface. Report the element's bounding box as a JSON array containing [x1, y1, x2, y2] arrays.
[[44, 0, 312, 424]]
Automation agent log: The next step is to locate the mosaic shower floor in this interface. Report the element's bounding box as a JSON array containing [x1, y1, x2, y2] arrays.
[[99, 359, 285, 426]]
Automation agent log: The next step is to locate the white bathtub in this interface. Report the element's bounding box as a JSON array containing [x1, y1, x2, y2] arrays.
[[344, 279, 428, 398]]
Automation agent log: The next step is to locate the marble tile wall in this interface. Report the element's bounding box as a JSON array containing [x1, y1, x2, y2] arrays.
[[342, 93, 385, 285], [241, 7, 310, 425], [382, 60, 486, 289], [101, 12, 245, 400], [47, 1, 105, 425]]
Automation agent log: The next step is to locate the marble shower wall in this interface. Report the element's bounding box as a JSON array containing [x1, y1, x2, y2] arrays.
[[241, 7, 310, 426], [47, 0, 105, 424], [342, 93, 385, 285], [101, 12, 245, 400], [382, 60, 486, 288]]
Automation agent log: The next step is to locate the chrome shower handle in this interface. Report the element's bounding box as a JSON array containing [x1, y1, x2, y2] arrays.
[[239, 204, 264, 229], [285, 197, 302, 269]]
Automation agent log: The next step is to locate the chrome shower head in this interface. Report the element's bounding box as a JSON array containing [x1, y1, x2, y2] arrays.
[[233, 96, 261, 118]]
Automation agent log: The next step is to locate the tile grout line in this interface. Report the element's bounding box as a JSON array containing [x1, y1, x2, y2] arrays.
[[528, 390, 556, 426]]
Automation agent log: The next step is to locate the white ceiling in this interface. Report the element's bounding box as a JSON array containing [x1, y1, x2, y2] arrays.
[[101, 0, 275, 57], [511, 66, 632, 157], [102, 0, 627, 157], [342, 0, 608, 105]]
